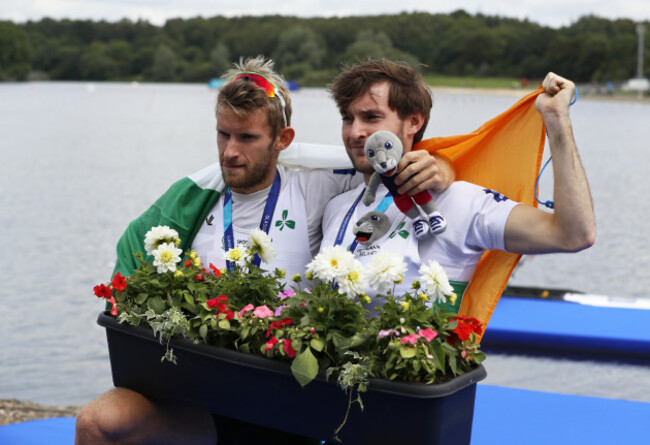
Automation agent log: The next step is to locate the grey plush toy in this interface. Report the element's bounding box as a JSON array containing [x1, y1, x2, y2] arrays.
[[362, 130, 446, 239], [352, 211, 391, 245]]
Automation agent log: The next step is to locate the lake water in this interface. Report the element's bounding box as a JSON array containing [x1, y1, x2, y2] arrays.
[[1, 82, 649, 407]]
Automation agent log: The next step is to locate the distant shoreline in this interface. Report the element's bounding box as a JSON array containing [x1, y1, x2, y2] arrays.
[[0, 399, 78, 426], [430, 85, 650, 102]]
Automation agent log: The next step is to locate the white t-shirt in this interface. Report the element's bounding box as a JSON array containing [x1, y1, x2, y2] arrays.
[[192, 164, 361, 278], [321, 180, 519, 296]]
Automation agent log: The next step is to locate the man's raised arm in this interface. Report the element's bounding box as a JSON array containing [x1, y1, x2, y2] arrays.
[[504, 72, 596, 254]]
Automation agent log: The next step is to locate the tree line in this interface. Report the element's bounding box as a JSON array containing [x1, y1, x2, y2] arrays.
[[1, 11, 648, 84]]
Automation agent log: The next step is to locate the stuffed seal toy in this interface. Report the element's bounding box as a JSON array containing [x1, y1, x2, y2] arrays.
[[352, 211, 391, 245], [362, 130, 446, 239]]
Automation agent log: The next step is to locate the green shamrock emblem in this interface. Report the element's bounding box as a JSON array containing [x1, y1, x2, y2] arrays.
[[275, 209, 295, 231], [389, 221, 409, 239]]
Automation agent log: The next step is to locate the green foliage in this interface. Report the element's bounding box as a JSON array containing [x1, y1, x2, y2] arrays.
[[0, 21, 33, 80], [153, 44, 177, 81], [8, 14, 650, 84]]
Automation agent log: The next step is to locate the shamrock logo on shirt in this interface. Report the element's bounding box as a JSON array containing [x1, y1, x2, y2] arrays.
[[275, 209, 295, 231], [389, 221, 409, 240]]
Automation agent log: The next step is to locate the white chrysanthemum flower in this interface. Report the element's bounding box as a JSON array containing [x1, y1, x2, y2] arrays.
[[246, 228, 277, 264], [418, 260, 454, 304], [306, 246, 355, 282], [152, 242, 183, 274], [366, 250, 407, 294], [336, 262, 365, 298], [144, 226, 180, 256], [224, 246, 249, 266]]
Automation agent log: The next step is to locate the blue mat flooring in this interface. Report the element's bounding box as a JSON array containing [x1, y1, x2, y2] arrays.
[[483, 297, 650, 358], [2, 384, 649, 444]]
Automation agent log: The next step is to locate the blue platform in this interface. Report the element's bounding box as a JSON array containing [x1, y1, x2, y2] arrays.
[[2, 385, 649, 444], [482, 296, 650, 359]]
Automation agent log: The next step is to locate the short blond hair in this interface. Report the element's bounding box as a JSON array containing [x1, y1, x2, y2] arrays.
[[218, 56, 292, 137]]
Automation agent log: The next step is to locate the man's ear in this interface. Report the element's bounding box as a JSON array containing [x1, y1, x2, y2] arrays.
[[407, 112, 425, 138], [275, 127, 295, 153]]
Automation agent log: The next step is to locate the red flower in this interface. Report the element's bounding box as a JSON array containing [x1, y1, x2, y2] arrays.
[[283, 339, 296, 358], [207, 295, 228, 309], [265, 318, 293, 337], [111, 273, 127, 292], [185, 259, 192, 268], [195, 274, 204, 282], [207, 295, 233, 320], [265, 337, 278, 353], [93, 284, 112, 299], [209, 263, 221, 277], [448, 316, 483, 343]]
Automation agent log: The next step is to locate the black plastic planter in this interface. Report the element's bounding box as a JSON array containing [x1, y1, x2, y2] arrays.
[[98, 312, 486, 445]]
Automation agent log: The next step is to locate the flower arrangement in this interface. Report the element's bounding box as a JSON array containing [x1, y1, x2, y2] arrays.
[[94, 226, 485, 439]]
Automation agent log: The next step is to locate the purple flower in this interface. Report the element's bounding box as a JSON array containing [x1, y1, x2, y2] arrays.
[[275, 305, 288, 316], [378, 329, 400, 339]]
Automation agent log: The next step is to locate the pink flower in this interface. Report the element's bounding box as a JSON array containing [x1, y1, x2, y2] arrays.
[[254, 305, 274, 318], [275, 305, 288, 316], [378, 329, 400, 339], [419, 328, 438, 342], [400, 333, 420, 346], [276, 288, 296, 300], [238, 304, 254, 318], [107, 296, 118, 316]]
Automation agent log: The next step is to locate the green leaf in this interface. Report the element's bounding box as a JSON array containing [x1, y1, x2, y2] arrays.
[[180, 302, 198, 315], [291, 347, 319, 387], [399, 230, 409, 239], [399, 347, 416, 359], [282, 209, 288, 219], [449, 354, 458, 375], [134, 293, 148, 304], [310, 338, 324, 352], [218, 319, 231, 330], [199, 324, 208, 340], [147, 296, 166, 314], [275, 220, 283, 227], [183, 292, 195, 305], [285, 220, 296, 229]]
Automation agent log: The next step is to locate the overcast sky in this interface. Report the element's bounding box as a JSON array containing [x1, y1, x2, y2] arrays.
[[3, 0, 650, 29]]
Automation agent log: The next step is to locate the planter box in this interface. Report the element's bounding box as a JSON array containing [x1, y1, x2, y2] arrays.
[[98, 312, 486, 445]]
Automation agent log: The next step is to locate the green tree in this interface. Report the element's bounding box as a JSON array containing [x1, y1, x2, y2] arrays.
[[210, 42, 231, 77], [153, 44, 177, 81], [275, 26, 325, 70], [341, 29, 419, 67], [0, 21, 33, 80], [79, 42, 118, 80]]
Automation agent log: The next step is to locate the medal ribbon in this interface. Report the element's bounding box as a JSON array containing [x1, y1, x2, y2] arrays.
[[223, 170, 281, 270]]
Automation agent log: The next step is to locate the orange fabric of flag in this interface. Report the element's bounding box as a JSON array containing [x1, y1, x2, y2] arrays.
[[414, 87, 546, 341]]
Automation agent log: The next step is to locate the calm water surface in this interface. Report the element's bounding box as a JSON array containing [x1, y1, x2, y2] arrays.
[[1, 82, 649, 406]]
